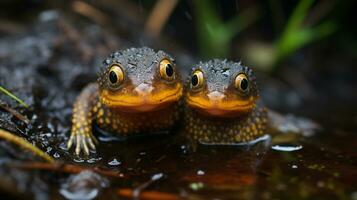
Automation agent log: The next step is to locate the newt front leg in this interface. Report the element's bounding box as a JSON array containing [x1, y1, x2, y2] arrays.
[[67, 83, 99, 155]]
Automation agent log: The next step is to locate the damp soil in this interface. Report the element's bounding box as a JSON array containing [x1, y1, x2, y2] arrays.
[[0, 9, 356, 200]]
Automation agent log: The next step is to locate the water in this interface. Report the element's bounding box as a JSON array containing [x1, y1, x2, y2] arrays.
[[54, 130, 355, 199]]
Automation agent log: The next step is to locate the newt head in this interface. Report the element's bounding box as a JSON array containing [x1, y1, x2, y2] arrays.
[[98, 47, 183, 113], [186, 59, 258, 118]]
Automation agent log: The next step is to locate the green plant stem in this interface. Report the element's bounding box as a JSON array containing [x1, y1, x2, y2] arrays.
[[225, 5, 261, 40], [273, 0, 336, 67], [193, 0, 259, 58], [0, 86, 29, 108], [0, 129, 54, 163]]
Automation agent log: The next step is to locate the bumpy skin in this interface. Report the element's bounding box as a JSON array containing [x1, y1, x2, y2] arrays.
[[68, 47, 182, 155], [184, 106, 267, 144], [184, 59, 268, 144]]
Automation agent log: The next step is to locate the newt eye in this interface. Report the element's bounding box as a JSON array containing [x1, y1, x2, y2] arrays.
[[108, 64, 124, 87], [160, 59, 175, 81], [191, 70, 204, 90], [235, 73, 249, 93]]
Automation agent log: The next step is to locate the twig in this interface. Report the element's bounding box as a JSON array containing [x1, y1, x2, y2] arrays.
[[132, 173, 164, 198], [117, 188, 180, 200], [0, 129, 54, 163], [0, 100, 29, 124], [71, 1, 108, 25], [145, 0, 179, 37], [11, 161, 126, 178]]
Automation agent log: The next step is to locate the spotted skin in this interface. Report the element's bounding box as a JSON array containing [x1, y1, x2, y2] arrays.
[[68, 83, 99, 155], [94, 101, 180, 136], [184, 59, 268, 145], [68, 47, 182, 155], [184, 105, 267, 144]]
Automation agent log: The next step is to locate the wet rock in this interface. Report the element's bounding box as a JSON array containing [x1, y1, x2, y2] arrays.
[[60, 170, 109, 200]]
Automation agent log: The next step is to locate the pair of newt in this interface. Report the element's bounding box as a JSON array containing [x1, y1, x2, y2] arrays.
[[67, 47, 268, 155]]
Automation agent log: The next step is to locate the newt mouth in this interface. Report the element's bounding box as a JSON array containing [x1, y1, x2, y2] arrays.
[[186, 94, 256, 117], [100, 85, 182, 113]]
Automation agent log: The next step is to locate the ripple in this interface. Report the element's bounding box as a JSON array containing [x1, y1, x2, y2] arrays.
[[271, 145, 303, 152]]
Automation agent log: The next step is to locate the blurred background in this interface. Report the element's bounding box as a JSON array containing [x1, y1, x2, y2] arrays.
[[1, 0, 356, 130], [0, 1, 356, 199]]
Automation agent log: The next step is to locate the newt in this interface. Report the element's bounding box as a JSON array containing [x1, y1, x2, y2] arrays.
[[184, 59, 319, 145], [67, 47, 183, 155], [184, 59, 268, 145]]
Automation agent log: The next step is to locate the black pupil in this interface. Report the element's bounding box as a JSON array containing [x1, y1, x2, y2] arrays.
[[165, 64, 174, 77], [191, 74, 198, 86], [240, 78, 248, 91], [109, 71, 118, 84]]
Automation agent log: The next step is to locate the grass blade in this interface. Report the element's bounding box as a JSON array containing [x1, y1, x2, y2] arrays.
[[0, 86, 29, 108]]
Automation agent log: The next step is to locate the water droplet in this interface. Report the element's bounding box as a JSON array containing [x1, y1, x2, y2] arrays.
[[47, 123, 55, 132], [59, 142, 67, 150], [108, 158, 121, 166], [180, 145, 188, 154], [151, 173, 163, 181], [31, 114, 38, 121], [73, 158, 85, 163], [271, 145, 303, 152], [39, 10, 59, 22], [87, 157, 102, 164], [197, 170, 205, 176], [53, 152, 60, 158], [189, 182, 204, 191], [46, 146, 52, 153]]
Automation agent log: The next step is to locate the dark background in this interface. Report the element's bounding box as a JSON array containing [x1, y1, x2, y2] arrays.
[[1, 0, 356, 131], [0, 1, 356, 199]]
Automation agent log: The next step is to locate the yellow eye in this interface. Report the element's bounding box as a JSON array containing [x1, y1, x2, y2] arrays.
[[108, 64, 124, 86], [191, 70, 204, 89], [235, 73, 249, 92], [159, 59, 175, 80]]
